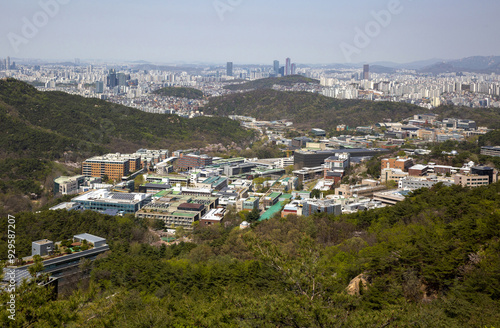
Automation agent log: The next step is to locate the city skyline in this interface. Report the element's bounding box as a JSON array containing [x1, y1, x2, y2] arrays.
[[1, 0, 500, 65]]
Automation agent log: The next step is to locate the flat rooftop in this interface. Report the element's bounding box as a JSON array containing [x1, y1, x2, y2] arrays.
[[202, 176, 227, 184], [72, 189, 151, 204], [74, 233, 106, 244], [268, 192, 282, 199], [33, 239, 52, 245], [54, 175, 84, 183], [170, 211, 198, 218]]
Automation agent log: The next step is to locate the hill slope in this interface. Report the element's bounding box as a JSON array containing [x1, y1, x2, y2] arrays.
[[1, 183, 499, 326], [0, 78, 255, 215], [153, 87, 204, 99], [205, 89, 423, 129], [223, 75, 319, 91], [205, 89, 500, 130], [0, 78, 254, 157]]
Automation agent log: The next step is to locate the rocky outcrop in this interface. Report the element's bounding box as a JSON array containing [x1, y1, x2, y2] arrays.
[[346, 273, 369, 296]]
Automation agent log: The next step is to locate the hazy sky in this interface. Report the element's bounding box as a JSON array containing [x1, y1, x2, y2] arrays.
[[1, 0, 499, 65]]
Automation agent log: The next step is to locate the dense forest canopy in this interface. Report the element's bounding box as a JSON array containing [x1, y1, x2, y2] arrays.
[[205, 89, 500, 130], [153, 87, 204, 99], [223, 75, 319, 91], [0, 79, 254, 157]]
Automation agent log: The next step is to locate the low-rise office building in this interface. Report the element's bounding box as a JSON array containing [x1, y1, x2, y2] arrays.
[[335, 182, 386, 198], [223, 163, 256, 177], [263, 192, 282, 209], [136, 195, 219, 229], [454, 174, 490, 188], [177, 154, 213, 170], [146, 174, 190, 186], [480, 146, 500, 157], [293, 166, 324, 182], [139, 182, 172, 194], [380, 168, 408, 183], [82, 153, 141, 181], [53, 175, 85, 195], [72, 189, 152, 214], [373, 189, 410, 205], [301, 198, 341, 217], [3, 233, 109, 290], [294, 148, 390, 169], [381, 157, 413, 171], [197, 176, 228, 191], [399, 176, 454, 190], [200, 208, 225, 226], [408, 164, 428, 177], [471, 166, 497, 184], [236, 197, 260, 212]]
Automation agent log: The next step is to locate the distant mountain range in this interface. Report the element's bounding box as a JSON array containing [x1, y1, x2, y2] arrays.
[[364, 56, 500, 74], [8, 55, 500, 74], [418, 56, 500, 74], [366, 58, 447, 70], [321, 56, 500, 74]]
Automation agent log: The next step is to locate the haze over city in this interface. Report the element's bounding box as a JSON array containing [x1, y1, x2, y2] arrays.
[[1, 0, 500, 64]]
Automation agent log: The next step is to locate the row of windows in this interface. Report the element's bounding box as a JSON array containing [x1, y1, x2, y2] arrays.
[[137, 214, 195, 222]]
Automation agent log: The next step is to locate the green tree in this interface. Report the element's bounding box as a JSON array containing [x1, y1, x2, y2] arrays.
[[246, 208, 261, 222], [134, 174, 145, 191], [311, 189, 321, 199], [175, 226, 186, 239], [28, 255, 45, 282]]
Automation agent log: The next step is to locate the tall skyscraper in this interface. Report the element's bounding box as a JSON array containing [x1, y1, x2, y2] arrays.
[[291, 63, 296, 75], [6, 56, 10, 70], [285, 58, 291, 76], [117, 73, 127, 86], [95, 81, 104, 93], [363, 64, 370, 80], [107, 69, 117, 88], [273, 60, 280, 75], [227, 62, 233, 76]]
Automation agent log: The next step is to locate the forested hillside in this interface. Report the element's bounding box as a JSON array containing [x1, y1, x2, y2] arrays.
[[206, 89, 425, 129], [1, 183, 499, 327], [153, 87, 204, 99], [0, 78, 255, 215], [0, 78, 254, 157], [205, 89, 500, 130], [223, 75, 319, 91]]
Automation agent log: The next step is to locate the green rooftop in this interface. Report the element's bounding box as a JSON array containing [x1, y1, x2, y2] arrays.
[[170, 211, 197, 218], [268, 192, 282, 199], [154, 190, 173, 197], [280, 193, 292, 200], [260, 201, 283, 221]]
